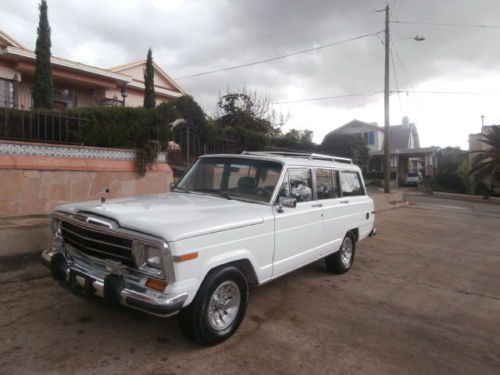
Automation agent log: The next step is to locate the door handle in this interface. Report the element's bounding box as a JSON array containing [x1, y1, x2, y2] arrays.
[[311, 203, 322, 208], [340, 200, 349, 204]]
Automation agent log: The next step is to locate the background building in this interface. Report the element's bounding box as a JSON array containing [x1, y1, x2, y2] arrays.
[[0, 29, 186, 110], [329, 117, 440, 181]]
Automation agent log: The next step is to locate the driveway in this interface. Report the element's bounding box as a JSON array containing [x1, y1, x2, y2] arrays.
[[1, 205, 499, 375]]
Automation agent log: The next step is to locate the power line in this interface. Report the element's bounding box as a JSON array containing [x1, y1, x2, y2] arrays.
[[394, 90, 500, 96], [272, 92, 382, 105], [391, 0, 397, 16], [174, 30, 382, 80], [391, 20, 500, 30], [390, 37, 416, 91], [206, 10, 379, 50], [270, 88, 500, 106], [389, 44, 403, 111]]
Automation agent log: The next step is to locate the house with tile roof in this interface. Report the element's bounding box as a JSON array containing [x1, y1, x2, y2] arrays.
[[329, 117, 440, 180], [0, 29, 186, 110]]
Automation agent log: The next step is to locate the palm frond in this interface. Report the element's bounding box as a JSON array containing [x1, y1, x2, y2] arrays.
[[469, 126, 500, 180]]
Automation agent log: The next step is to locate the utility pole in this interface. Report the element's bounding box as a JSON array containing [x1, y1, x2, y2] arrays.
[[383, 4, 391, 193]]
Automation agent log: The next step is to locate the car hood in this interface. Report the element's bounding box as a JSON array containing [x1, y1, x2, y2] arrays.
[[56, 192, 267, 242]]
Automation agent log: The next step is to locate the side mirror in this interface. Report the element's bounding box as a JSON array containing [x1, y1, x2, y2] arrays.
[[278, 197, 297, 211]]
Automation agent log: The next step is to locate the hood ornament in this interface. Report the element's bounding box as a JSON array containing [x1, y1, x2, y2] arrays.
[[100, 188, 110, 205]]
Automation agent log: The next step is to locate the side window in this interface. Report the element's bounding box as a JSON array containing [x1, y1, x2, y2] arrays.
[[340, 171, 365, 197], [315, 169, 339, 200], [278, 171, 291, 198], [289, 168, 313, 202], [278, 168, 313, 202]]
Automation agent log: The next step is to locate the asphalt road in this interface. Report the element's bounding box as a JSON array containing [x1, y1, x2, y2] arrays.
[[1, 204, 499, 375]]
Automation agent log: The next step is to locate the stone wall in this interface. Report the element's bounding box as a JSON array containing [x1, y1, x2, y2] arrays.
[[0, 141, 173, 217]]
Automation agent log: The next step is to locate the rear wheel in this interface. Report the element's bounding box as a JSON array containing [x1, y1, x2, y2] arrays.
[[178, 265, 248, 346], [325, 232, 356, 274]]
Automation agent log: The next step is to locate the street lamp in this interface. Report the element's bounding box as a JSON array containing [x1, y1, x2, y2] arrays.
[[120, 85, 128, 107], [381, 4, 425, 193]]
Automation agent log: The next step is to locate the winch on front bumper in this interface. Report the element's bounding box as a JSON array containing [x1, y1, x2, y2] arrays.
[[41, 248, 187, 317]]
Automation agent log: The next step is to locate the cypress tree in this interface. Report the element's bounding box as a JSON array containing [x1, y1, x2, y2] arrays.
[[143, 48, 155, 109], [33, 0, 54, 109]]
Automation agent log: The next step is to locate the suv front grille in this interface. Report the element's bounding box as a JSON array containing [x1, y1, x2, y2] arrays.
[[61, 220, 135, 268]]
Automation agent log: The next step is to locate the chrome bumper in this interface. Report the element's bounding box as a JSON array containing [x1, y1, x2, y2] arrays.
[[41, 249, 187, 317]]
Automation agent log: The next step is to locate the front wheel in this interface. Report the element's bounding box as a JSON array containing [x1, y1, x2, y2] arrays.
[[178, 266, 248, 346], [325, 233, 356, 274]]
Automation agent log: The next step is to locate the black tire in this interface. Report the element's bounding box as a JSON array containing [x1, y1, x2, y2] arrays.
[[325, 232, 356, 274], [178, 265, 248, 346]]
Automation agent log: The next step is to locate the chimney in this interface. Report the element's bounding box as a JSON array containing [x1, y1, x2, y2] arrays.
[[402, 116, 410, 128]]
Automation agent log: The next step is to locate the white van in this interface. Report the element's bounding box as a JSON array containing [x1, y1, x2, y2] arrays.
[[42, 151, 376, 345]]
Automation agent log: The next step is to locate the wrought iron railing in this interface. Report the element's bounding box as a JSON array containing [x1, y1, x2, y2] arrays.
[[168, 125, 242, 170], [0, 108, 89, 144]]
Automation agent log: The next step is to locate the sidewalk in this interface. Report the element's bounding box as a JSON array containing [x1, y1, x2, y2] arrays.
[[369, 191, 408, 211], [0, 215, 51, 283]]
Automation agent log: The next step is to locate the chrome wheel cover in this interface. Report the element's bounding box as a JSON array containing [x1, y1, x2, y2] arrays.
[[207, 280, 241, 331], [341, 237, 353, 268]]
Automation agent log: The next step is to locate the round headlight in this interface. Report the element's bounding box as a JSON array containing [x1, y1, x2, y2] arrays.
[[51, 218, 61, 236], [145, 246, 161, 269], [133, 243, 146, 268]]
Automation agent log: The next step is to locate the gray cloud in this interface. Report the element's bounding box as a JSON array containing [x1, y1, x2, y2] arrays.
[[1, 0, 499, 147]]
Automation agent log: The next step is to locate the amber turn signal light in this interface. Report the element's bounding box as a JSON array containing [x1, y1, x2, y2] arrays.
[[145, 278, 168, 292], [176, 252, 199, 262]]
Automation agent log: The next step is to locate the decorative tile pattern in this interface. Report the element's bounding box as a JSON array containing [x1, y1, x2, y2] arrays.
[[0, 142, 135, 160], [0, 142, 136, 160], [0, 142, 167, 163]]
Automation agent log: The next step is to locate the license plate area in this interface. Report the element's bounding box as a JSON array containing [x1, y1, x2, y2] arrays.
[[69, 270, 95, 295]]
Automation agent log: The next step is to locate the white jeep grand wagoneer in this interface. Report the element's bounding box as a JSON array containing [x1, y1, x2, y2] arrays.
[[42, 152, 376, 345]]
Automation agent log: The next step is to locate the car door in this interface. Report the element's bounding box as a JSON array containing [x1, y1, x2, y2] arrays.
[[272, 167, 324, 276], [314, 168, 345, 255], [338, 170, 373, 239]]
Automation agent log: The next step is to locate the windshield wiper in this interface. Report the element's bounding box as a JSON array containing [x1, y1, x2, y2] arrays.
[[173, 186, 191, 193], [215, 192, 233, 200], [192, 188, 233, 200]]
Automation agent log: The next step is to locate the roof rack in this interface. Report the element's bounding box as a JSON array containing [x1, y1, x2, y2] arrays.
[[241, 151, 353, 164]]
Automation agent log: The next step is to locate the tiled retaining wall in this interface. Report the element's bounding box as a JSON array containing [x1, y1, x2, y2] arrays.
[[0, 141, 173, 217]]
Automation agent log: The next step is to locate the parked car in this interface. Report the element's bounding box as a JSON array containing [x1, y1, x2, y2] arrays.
[[42, 152, 376, 345], [405, 171, 421, 186]]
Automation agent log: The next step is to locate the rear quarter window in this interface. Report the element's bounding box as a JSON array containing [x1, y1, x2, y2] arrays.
[[340, 171, 365, 197]]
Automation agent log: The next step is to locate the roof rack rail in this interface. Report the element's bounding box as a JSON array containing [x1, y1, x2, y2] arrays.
[[241, 151, 352, 164]]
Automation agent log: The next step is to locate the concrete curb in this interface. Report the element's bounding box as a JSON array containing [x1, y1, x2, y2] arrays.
[[430, 191, 500, 205], [374, 200, 409, 213], [0, 250, 48, 284], [369, 192, 408, 212]]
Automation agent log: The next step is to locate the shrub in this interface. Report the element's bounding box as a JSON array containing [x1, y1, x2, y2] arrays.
[[433, 173, 467, 194], [68, 106, 173, 150], [474, 182, 490, 198]]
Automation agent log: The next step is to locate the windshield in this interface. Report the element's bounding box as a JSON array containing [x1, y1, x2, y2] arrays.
[[175, 157, 283, 203], [407, 172, 418, 177]]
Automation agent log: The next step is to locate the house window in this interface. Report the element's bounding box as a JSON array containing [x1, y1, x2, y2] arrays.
[[367, 131, 375, 145], [0, 78, 14, 108], [362, 131, 375, 145]]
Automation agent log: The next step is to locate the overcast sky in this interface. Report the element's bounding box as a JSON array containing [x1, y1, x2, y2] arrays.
[[2, 0, 500, 149]]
